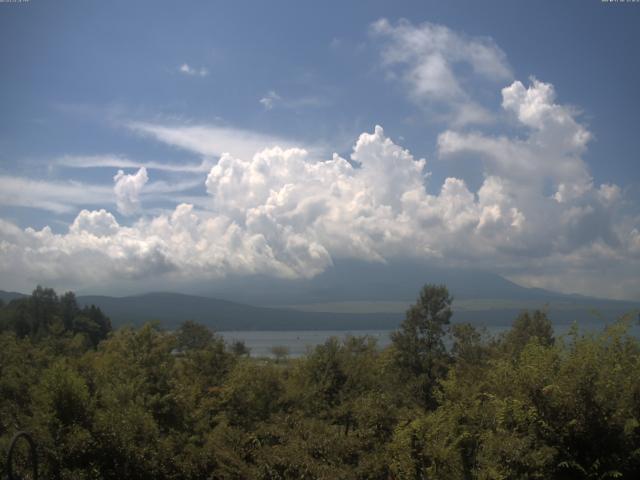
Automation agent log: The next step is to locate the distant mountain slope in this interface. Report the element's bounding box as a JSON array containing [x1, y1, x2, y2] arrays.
[[75, 291, 638, 331], [0, 290, 26, 303], [2, 261, 638, 331], [201, 260, 626, 306], [76, 292, 403, 331]]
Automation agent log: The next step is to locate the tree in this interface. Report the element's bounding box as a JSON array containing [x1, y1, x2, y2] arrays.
[[29, 286, 60, 338], [32, 360, 95, 478], [391, 284, 453, 409], [59, 291, 80, 331], [503, 309, 554, 356], [86, 305, 111, 341], [0, 288, 111, 346], [270, 345, 290, 363], [451, 322, 489, 367], [176, 320, 214, 351], [230, 340, 250, 357], [221, 361, 284, 429]]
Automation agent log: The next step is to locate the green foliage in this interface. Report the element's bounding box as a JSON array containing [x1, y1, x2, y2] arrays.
[[1, 286, 639, 479], [230, 339, 251, 357], [176, 320, 214, 351], [0, 286, 111, 346], [501, 309, 555, 356], [391, 284, 453, 409], [270, 345, 290, 363], [221, 361, 285, 429]]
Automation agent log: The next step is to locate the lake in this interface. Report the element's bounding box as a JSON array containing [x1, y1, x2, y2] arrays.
[[220, 318, 639, 357], [219, 329, 393, 357]]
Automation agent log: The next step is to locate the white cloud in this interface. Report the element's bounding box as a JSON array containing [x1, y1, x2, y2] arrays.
[[113, 167, 148, 216], [502, 78, 591, 152], [371, 18, 512, 125], [2, 119, 637, 298], [259, 90, 281, 110], [127, 121, 317, 160], [259, 90, 326, 111], [0, 176, 112, 213], [0, 172, 201, 215], [56, 154, 212, 173], [1, 20, 638, 300], [179, 63, 208, 77], [0, 216, 174, 291], [597, 183, 621, 206], [70, 209, 120, 237], [438, 78, 594, 204]]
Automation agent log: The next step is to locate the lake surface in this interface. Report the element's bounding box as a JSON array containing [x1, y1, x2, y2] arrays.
[[219, 329, 393, 357], [220, 318, 639, 357]]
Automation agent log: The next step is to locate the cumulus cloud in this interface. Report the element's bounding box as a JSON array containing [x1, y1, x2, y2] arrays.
[[1, 19, 639, 300], [179, 63, 208, 77], [113, 167, 148, 216], [70, 209, 120, 237], [2, 115, 637, 298], [438, 78, 594, 205], [0, 214, 174, 291], [371, 18, 512, 125], [0, 128, 474, 289], [433, 77, 639, 295]]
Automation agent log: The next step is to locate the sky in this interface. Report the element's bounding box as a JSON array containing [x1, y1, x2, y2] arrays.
[[1, 0, 639, 300]]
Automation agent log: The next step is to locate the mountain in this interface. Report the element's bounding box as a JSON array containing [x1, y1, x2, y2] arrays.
[[2, 261, 638, 331], [75, 292, 402, 331], [0, 290, 26, 304], [72, 291, 640, 331], [201, 259, 626, 306]]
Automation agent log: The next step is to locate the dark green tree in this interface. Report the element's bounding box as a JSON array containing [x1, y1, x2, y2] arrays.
[[451, 322, 490, 373], [503, 309, 554, 356], [270, 345, 290, 363], [391, 284, 453, 409], [59, 291, 80, 332], [230, 340, 250, 357], [29, 286, 60, 338], [176, 320, 214, 351]]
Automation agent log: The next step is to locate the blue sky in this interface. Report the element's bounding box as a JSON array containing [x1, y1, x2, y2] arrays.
[[1, 0, 639, 299]]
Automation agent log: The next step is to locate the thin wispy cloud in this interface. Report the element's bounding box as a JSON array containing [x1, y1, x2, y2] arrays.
[[0, 176, 113, 214], [0, 173, 202, 216], [260, 90, 327, 111], [178, 63, 208, 77], [259, 90, 281, 110], [126, 121, 319, 160], [143, 178, 204, 195], [56, 154, 212, 173], [371, 18, 512, 126]]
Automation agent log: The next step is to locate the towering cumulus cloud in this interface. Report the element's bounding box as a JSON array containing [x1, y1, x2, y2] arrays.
[[113, 167, 148, 216], [1, 87, 637, 298]]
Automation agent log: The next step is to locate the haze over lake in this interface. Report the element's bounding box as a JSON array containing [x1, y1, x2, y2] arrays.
[[221, 318, 640, 358]]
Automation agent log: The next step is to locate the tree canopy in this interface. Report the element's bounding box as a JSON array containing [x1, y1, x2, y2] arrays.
[[1, 286, 639, 479]]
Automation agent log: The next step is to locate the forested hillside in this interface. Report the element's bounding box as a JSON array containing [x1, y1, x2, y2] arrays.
[[1, 286, 639, 479]]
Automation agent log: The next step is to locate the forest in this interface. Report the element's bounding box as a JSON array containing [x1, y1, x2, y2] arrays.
[[1, 285, 639, 479]]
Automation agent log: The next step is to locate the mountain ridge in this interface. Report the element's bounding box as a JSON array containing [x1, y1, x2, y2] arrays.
[[2, 284, 638, 332], [2, 262, 638, 331]]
